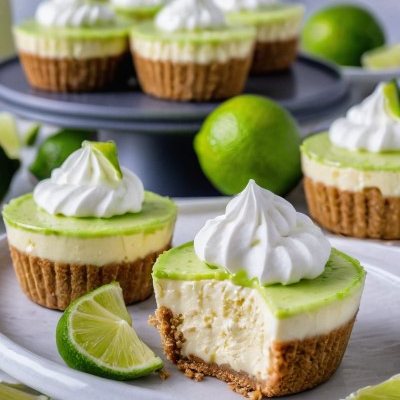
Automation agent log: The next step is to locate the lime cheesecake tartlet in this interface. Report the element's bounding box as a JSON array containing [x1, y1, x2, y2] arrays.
[[2, 141, 177, 310], [302, 81, 400, 239], [111, 0, 165, 22], [14, 0, 130, 92], [151, 180, 365, 398], [215, 0, 304, 74], [130, 0, 256, 101]]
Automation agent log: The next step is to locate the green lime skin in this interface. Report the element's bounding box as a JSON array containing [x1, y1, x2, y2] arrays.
[[194, 95, 302, 196], [302, 5, 385, 66], [0, 146, 20, 202], [29, 129, 94, 180]]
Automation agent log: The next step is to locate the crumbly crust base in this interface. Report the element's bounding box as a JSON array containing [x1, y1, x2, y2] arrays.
[[133, 54, 252, 101], [251, 38, 298, 74], [304, 176, 400, 239], [18, 51, 128, 92], [9, 244, 170, 310], [151, 306, 356, 398]]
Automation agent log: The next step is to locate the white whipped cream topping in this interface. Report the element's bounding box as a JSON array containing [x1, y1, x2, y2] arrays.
[[194, 180, 331, 285], [36, 0, 115, 28], [34, 142, 144, 218], [112, 0, 164, 7], [155, 0, 226, 32], [213, 0, 276, 12], [329, 83, 400, 152]]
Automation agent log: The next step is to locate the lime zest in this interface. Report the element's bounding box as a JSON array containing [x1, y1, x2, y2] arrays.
[[83, 141, 123, 181], [383, 80, 400, 119], [0, 113, 21, 159], [56, 282, 163, 380]]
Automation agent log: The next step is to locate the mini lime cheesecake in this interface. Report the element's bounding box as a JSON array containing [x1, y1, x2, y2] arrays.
[[215, 1, 304, 73], [14, 0, 130, 92], [302, 81, 400, 239], [151, 180, 365, 398], [130, 0, 256, 101], [2, 141, 177, 310]]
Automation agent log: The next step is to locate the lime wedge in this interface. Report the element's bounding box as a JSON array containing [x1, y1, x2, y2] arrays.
[[362, 44, 400, 70], [383, 80, 400, 118], [56, 282, 163, 380], [83, 141, 123, 181], [23, 123, 41, 147], [345, 374, 400, 399], [0, 382, 49, 399], [0, 113, 21, 159]]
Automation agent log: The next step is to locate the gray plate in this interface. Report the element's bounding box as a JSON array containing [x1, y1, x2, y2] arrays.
[[0, 56, 348, 129]]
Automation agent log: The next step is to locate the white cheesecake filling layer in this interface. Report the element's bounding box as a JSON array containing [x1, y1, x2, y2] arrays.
[[131, 38, 254, 64], [154, 278, 362, 380], [14, 30, 127, 59], [302, 155, 400, 197], [6, 224, 172, 266], [256, 19, 301, 42]]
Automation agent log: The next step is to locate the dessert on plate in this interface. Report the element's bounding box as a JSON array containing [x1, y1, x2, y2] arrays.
[[214, 0, 304, 73], [2, 141, 177, 310], [130, 0, 256, 101], [151, 180, 365, 398], [302, 80, 400, 239], [111, 0, 166, 22], [14, 0, 130, 92]]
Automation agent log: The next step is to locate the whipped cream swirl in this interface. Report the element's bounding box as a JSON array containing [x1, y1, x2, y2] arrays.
[[329, 83, 400, 152], [155, 0, 226, 32], [112, 0, 164, 7], [36, 0, 116, 28], [194, 180, 331, 286], [213, 0, 276, 12], [34, 142, 144, 218]]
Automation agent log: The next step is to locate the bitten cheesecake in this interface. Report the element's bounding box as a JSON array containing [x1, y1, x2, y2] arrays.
[[302, 81, 400, 239], [151, 180, 365, 398], [3, 141, 177, 310]]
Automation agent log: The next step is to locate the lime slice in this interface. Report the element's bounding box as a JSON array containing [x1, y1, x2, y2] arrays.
[[23, 123, 41, 147], [362, 44, 400, 70], [0, 113, 21, 159], [345, 374, 400, 399], [383, 80, 400, 118], [83, 141, 123, 181], [56, 282, 163, 380], [0, 382, 49, 399]]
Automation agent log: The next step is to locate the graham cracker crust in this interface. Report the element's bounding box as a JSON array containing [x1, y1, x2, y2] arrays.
[[133, 54, 252, 101], [304, 177, 400, 239], [251, 38, 298, 74], [152, 306, 355, 398], [19, 51, 128, 92], [9, 244, 170, 310]]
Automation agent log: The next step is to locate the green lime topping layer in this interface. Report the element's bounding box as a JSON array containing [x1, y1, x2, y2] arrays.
[[228, 3, 304, 25], [2, 192, 177, 238], [131, 21, 255, 44], [15, 20, 130, 39], [56, 282, 163, 380], [153, 243, 365, 319], [301, 132, 400, 172], [362, 44, 400, 70]]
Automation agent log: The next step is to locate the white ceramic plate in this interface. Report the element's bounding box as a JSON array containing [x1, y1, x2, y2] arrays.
[[0, 197, 399, 400]]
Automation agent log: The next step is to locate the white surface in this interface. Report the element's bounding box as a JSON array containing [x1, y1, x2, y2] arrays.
[[0, 196, 399, 399]]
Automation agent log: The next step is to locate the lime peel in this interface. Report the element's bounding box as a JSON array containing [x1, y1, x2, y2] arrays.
[[56, 282, 163, 380]]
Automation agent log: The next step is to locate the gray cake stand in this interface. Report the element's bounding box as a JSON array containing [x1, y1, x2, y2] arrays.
[[0, 56, 349, 196]]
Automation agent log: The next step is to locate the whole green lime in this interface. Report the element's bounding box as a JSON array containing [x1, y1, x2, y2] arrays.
[[0, 146, 20, 202], [302, 5, 385, 66], [194, 95, 301, 195], [30, 129, 94, 180]]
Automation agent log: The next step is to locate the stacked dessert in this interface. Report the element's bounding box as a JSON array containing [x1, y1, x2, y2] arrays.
[[3, 141, 177, 310], [302, 81, 400, 239], [151, 180, 366, 397]]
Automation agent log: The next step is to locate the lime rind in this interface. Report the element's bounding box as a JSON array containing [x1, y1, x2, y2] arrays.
[[83, 141, 123, 181], [56, 283, 163, 380], [23, 123, 41, 147], [0, 113, 21, 159], [362, 44, 400, 70], [383, 80, 400, 119]]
